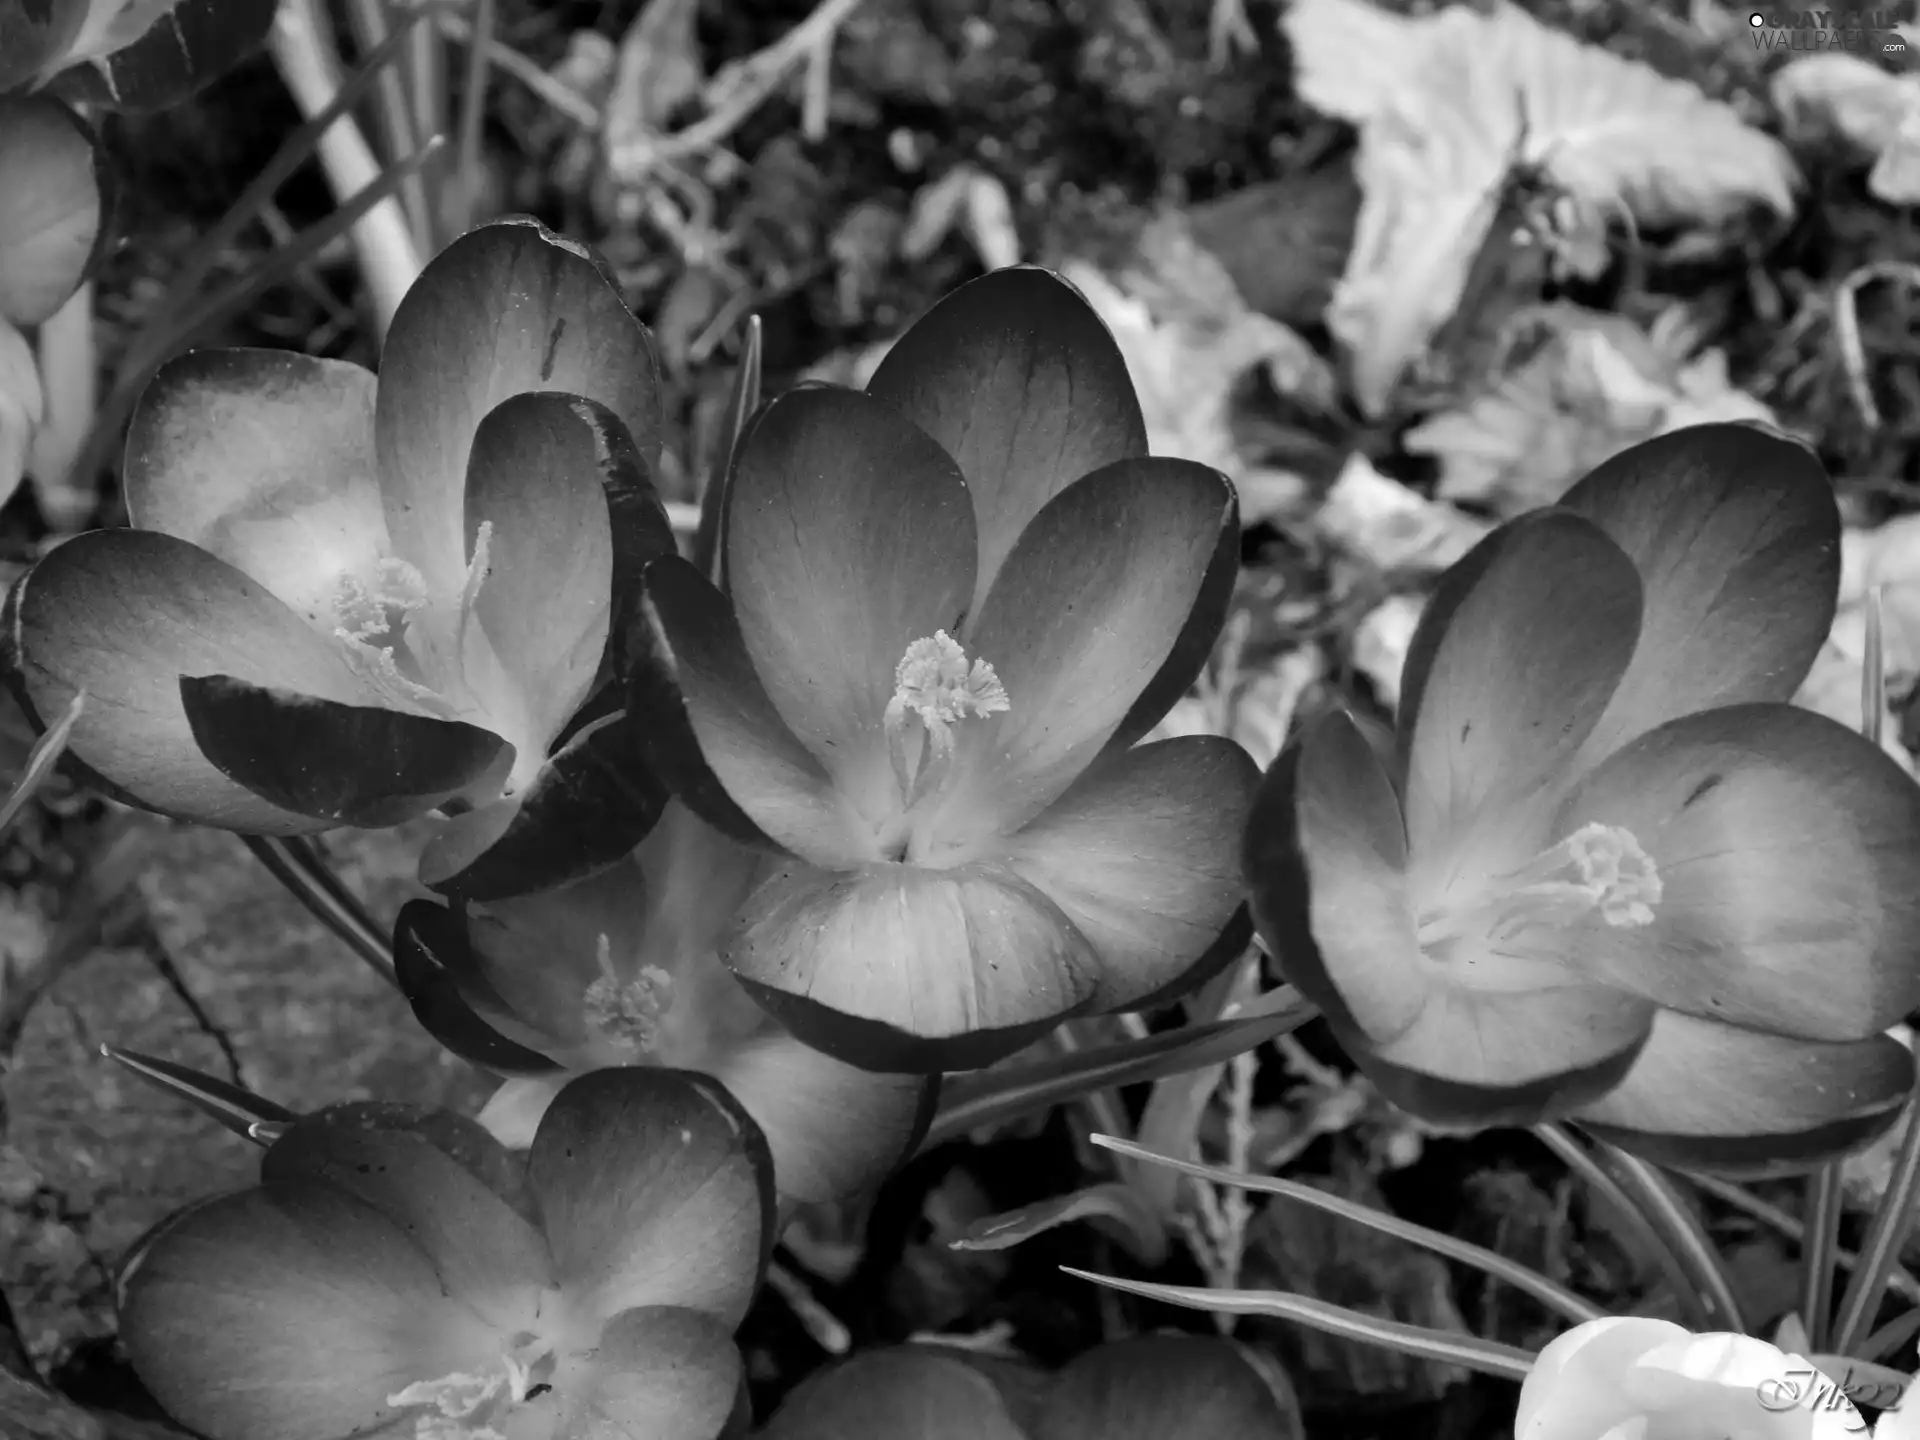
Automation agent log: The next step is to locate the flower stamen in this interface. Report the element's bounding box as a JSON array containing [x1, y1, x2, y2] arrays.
[[581, 932, 674, 1059], [387, 1348, 539, 1440], [1417, 822, 1663, 951], [882, 631, 1010, 806]]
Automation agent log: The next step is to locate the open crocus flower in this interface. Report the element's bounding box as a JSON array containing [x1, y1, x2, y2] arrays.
[[2, 217, 676, 899], [635, 267, 1255, 1072], [118, 1067, 772, 1440], [394, 802, 934, 1204], [1246, 424, 1920, 1169], [1515, 1317, 1863, 1438]]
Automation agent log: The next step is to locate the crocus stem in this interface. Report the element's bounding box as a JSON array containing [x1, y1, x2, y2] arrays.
[[266, 0, 423, 337], [242, 835, 396, 988], [1832, 1075, 1920, 1355], [1801, 1164, 1845, 1349]]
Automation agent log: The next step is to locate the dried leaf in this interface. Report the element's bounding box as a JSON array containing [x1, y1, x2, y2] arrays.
[[1287, 0, 1798, 415]]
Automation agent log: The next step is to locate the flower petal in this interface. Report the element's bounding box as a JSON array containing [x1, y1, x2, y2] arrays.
[[864, 266, 1148, 615], [392, 899, 571, 1075], [1249, 712, 1654, 1126], [634, 555, 868, 866], [477, 1075, 568, 1150], [1004, 735, 1257, 1011], [725, 858, 1100, 1073], [1514, 1316, 1690, 1440], [757, 1346, 1027, 1440], [936, 458, 1233, 846], [0, 95, 104, 326], [1574, 1014, 1915, 1174], [712, 1032, 935, 1204], [555, 1305, 747, 1440], [1550, 703, 1920, 1039], [1104, 487, 1240, 755], [725, 385, 976, 795], [1556, 424, 1842, 768], [120, 1186, 503, 1440], [122, 347, 387, 630], [419, 703, 669, 902], [375, 217, 663, 600], [1396, 510, 1642, 865], [528, 1068, 773, 1325], [460, 392, 621, 750], [1035, 1336, 1302, 1440], [260, 1105, 552, 1314], [1626, 1330, 1862, 1434], [3, 527, 451, 832], [180, 674, 510, 828]]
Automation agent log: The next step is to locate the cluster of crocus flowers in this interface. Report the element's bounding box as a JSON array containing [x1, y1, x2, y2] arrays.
[[118, 1068, 772, 1440], [1246, 423, 1920, 1169], [2, 216, 676, 899], [395, 801, 932, 1205], [635, 266, 1256, 1072]]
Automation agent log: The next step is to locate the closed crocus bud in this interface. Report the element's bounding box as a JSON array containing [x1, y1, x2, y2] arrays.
[[1515, 1316, 1864, 1439]]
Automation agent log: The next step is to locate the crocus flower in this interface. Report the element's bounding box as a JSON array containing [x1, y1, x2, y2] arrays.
[[119, 1067, 772, 1440], [394, 801, 934, 1205], [1246, 424, 1920, 1169], [759, 1334, 1299, 1440], [1515, 1316, 1864, 1438], [635, 267, 1256, 1072], [3, 217, 677, 899]]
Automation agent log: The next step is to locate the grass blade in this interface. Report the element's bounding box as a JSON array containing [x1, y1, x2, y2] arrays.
[[0, 691, 83, 834], [1093, 1134, 1607, 1327]]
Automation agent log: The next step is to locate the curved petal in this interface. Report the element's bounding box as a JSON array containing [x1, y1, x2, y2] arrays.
[[758, 1346, 1028, 1440], [1556, 424, 1842, 767], [1035, 1336, 1302, 1440], [713, 1032, 935, 1204], [1551, 703, 1920, 1039], [935, 458, 1233, 846], [375, 217, 664, 600], [460, 392, 618, 750], [864, 266, 1148, 614], [119, 1186, 503, 1440], [4, 527, 448, 833], [1249, 713, 1652, 1127], [179, 674, 510, 828], [725, 385, 977, 798], [477, 1074, 569, 1150], [528, 1068, 774, 1326], [634, 555, 870, 866], [460, 860, 652, 1056], [1104, 481, 1241, 755], [122, 348, 388, 630], [260, 1107, 552, 1318], [1397, 510, 1643, 867], [1514, 1316, 1690, 1440], [393, 900, 570, 1075], [1573, 1014, 1915, 1174], [1004, 735, 1257, 1011], [554, 1305, 745, 1440], [0, 95, 104, 326], [1626, 1331, 1862, 1435], [725, 858, 1100, 1073]]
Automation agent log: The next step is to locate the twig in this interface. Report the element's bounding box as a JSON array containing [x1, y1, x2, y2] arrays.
[[1831, 261, 1920, 432], [433, 12, 600, 128], [607, 0, 871, 179]]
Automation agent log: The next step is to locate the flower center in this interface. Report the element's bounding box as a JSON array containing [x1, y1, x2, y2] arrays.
[[387, 1343, 554, 1440], [581, 933, 675, 1061], [881, 631, 1009, 815], [1415, 822, 1663, 952]]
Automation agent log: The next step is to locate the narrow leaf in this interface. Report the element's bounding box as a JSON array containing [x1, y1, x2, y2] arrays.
[[1091, 1135, 1605, 1325], [0, 689, 82, 834], [1060, 1266, 1537, 1381], [925, 986, 1312, 1148], [694, 313, 761, 590], [952, 1182, 1169, 1265], [101, 1044, 296, 1146]]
